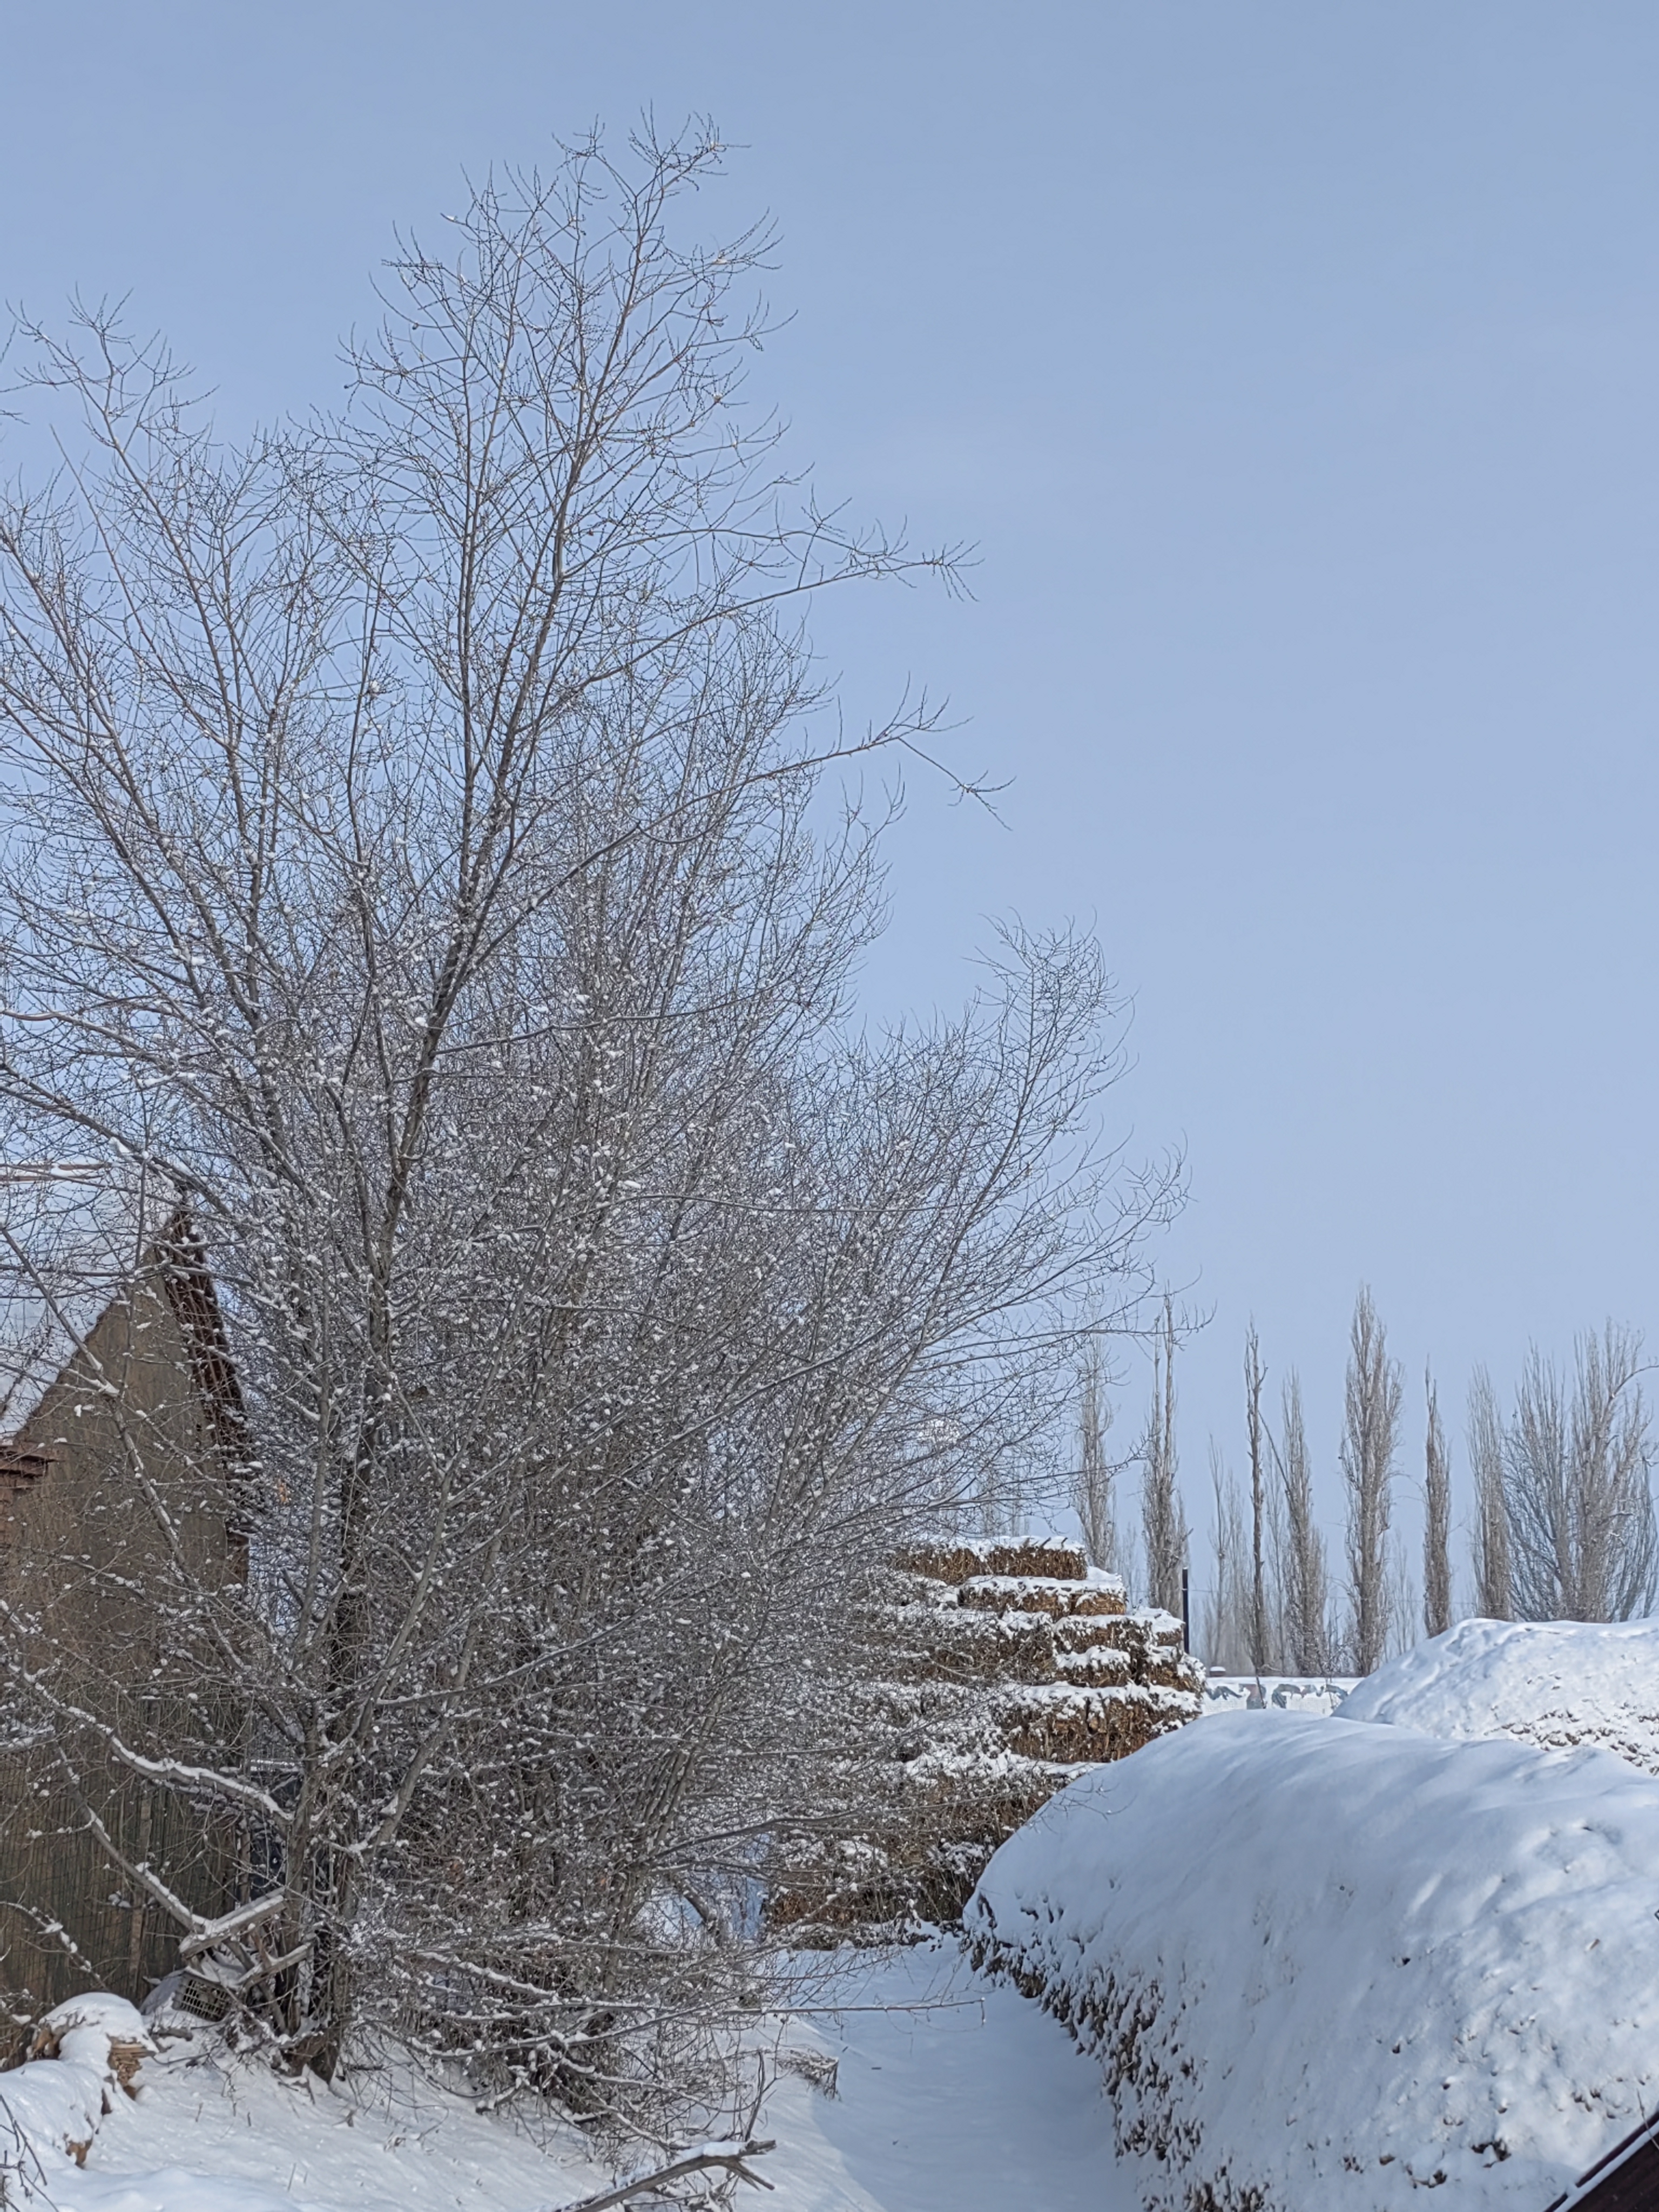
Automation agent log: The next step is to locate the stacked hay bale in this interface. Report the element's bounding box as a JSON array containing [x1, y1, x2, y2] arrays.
[[772, 1535, 1203, 1941]]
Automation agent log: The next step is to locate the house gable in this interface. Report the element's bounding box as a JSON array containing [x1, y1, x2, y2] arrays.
[[0, 1184, 248, 2040]]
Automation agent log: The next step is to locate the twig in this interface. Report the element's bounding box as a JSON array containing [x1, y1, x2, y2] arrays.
[[552, 2137, 777, 2210]]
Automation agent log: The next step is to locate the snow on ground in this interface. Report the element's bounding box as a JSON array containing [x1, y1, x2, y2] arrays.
[[1, 1946, 1142, 2211], [17, 1631, 1659, 2211], [1339, 1615, 1659, 1774], [2, 2022, 614, 2212], [760, 1943, 1138, 2211], [966, 1710, 1659, 2211]]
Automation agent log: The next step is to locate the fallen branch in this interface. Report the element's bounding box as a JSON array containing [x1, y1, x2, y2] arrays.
[[554, 2137, 777, 2210]]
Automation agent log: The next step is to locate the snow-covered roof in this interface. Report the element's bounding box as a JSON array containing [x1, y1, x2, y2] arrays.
[[0, 1164, 171, 1444]]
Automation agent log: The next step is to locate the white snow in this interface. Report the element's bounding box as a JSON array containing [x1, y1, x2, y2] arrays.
[[1, 2048, 106, 2182], [955, 1570, 1124, 1613], [1339, 1615, 1659, 1774], [0, 1949, 1145, 2210], [40, 1993, 156, 2075], [0, 1994, 157, 2182], [2, 2025, 614, 2211], [759, 1944, 1140, 2210], [1202, 1673, 1357, 1715], [15, 1652, 1659, 2210], [965, 1710, 1659, 2209]]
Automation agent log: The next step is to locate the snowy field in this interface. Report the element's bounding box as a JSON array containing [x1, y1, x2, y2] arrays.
[[12, 1617, 1659, 2210], [1, 1947, 1143, 2212]]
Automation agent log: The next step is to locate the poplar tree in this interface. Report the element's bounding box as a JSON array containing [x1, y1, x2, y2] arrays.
[[1422, 1370, 1453, 1639], [1341, 1288, 1402, 1675]]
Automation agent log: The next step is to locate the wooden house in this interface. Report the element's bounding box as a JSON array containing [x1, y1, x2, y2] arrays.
[[0, 1168, 248, 2044]]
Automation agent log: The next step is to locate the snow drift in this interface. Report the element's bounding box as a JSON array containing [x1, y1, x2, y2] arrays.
[[964, 1712, 1659, 2210], [1339, 1616, 1659, 1776]]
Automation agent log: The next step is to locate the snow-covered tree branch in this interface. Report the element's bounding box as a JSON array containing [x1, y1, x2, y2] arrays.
[[0, 129, 1177, 2122]]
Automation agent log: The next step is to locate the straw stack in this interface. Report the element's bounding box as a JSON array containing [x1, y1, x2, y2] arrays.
[[771, 1536, 1203, 1940]]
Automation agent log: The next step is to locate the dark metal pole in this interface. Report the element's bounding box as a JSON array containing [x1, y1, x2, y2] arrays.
[[1181, 1565, 1191, 1655]]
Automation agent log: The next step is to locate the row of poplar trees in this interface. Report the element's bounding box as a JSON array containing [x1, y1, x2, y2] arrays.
[[1075, 1292, 1658, 1675]]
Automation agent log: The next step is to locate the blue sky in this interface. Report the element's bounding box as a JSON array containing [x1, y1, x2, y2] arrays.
[[4, 3, 1658, 1613]]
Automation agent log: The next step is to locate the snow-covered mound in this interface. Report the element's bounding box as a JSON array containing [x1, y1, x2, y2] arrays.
[[1339, 1615, 1659, 1775], [964, 1712, 1659, 2210], [0, 1993, 155, 2183], [1, 2010, 612, 2210]]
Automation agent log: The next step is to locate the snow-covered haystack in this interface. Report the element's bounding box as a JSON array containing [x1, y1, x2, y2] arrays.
[[0, 1992, 154, 2186], [965, 1712, 1659, 2210], [771, 1537, 1202, 1939], [1339, 1616, 1659, 1775]]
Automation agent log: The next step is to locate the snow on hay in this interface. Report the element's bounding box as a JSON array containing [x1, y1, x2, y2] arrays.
[[1339, 1616, 1659, 1777], [964, 1710, 1659, 2211]]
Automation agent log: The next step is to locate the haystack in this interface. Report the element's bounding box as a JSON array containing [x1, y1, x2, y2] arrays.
[[772, 1536, 1203, 1940]]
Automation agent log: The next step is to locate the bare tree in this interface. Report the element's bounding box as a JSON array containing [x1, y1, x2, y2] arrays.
[[1505, 1325, 1658, 1622], [1202, 1442, 1250, 1671], [1140, 1294, 1188, 1617], [1422, 1369, 1453, 1639], [1468, 1365, 1512, 1620], [1341, 1287, 1402, 1675], [1386, 1548, 1420, 1662], [0, 131, 1179, 2117], [1244, 1324, 1271, 1675], [1277, 1371, 1332, 1674], [1072, 1339, 1119, 1574], [1261, 1425, 1290, 1674]]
